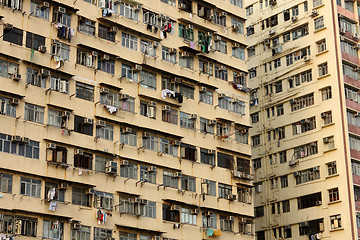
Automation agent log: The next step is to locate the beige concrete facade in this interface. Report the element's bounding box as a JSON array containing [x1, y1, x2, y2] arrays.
[[246, 0, 360, 239], [0, 0, 253, 239]]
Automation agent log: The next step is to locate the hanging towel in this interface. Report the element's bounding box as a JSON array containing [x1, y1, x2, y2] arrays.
[[206, 228, 214, 237]]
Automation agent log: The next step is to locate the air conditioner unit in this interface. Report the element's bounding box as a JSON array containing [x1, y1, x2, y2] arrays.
[[303, 56, 310, 62], [10, 98, 19, 105], [181, 52, 190, 57], [221, 11, 227, 17], [11, 135, 21, 142], [147, 166, 156, 172], [169, 48, 176, 53], [316, 200, 322, 205], [119, 94, 129, 100], [142, 132, 150, 138], [72, 223, 81, 230], [140, 199, 148, 205], [12, 73, 21, 81], [269, 0, 277, 5], [20, 137, 29, 144], [174, 77, 182, 83], [218, 93, 226, 99], [154, 41, 160, 47], [264, 39, 270, 45], [58, 6, 66, 14], [96, 120, 106, 127], [209, 120, 217, 125], [321, 112, 327, 118], [59, 183, 69, 189], [191, 209, 199, 215], [214, 36, 221, 42], [38, 45, 47, 53], [187, 24, 193, 30], [226, 194, 236, 201], [100, 87, 110, 94], [85, 189, 95, 194], [154, 236, 160, 240], [74, 149, 84, 155], [84, 118, 93, 125], [291, 16, 298, 22], [288, 159, 297, 166], [170, 205, 180, 211], [40, 69, 50, 77], [205, 211, 213, 216], [233, 170, 242, 178], [174, 172, 182, 178], [123, 127, 132, 133], [47, 143, 56, 149], [120, 160, 129, 166], [269, 29, 275, 35], [220, 66, 227, 71], [61, 111, 71, 118], [170, 140, 180, 146], [232, 25, 239, 32], [190, 114, 197, 119], [227, 216, 235, 221], [179, 3, 186, 9], [106, 162, 118, 174], [51, 39, 60, 45], [232, 42, 240, 48], [111, 26, 118, 33], [133, 64, 142, 71], [207, 149, 215, 155], [102, 54, 110, 61], [4, 23, 13, 31], [311, 9, 318, 17], [323, 137, 330, 143], [163, 105, 171, 111], [200, 86, 207, 92], [41, 1, 49, 8], [148, 101, 156, 107]]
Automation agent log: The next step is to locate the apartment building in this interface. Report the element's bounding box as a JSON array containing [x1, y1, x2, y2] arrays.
[[246, 0, 360, 239], [0, 0, 253, 239]]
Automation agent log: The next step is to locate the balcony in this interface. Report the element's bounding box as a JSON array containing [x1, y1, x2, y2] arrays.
[[341, 52, 360, 65]]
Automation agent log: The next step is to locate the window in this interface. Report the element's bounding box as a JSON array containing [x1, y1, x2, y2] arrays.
[[218, 183, 232, 198], [341, 40, 358, 57], [74, 116, 93, 136], [160, 138, 178, 157], [280, 175, 288, 188], [120, 162, 138, 179], [255, 182, 263, 193], [118, 2, 139, 20], [163, 171, 179, 188], [144, 201, 156, 218], [318, 62, 328, 77], [217, 152, 233, 170], [180, 112, 196, 130], [3, 27, 23, 46], [78, 18, 95, 36], [140, 70, 157, 90], [43, 220, 64, 240], [231, 18, 244, 34], [220, 216, 234, 232], [94, 191, 113, 210], [181, 175, 196, 192], [76, 82, 94, 101], [317, 39, 326, 53], [232, 46, 245, 60], [200, 148, 215, 165], [162, 108, 178, 125], [180, 143, 196, 161], [314, 16, 324, 30], [181, 207, 197, 225], [295, 167, 320, 184], [119, 231, 137, 240], [252, 135, 260, 147], [253, 158, 261, 169], [279, 151, 287, 164], [330, 215, 342, 229], [162, 46, 177, 64], [321, 87, 332, 101], [215, 65, 228, 81], [215, 40, 227, 54], [140, 165, 156, 184], [282, 200, 290, 213], [251, 113, 259, 123], [0, 133, 40, 159], [230, 0, 242, 7], [291, 93, 314, 111], [20, 177, 41, 198], [161, 0, 175, 6], [98, 24, 115, 42], [246, 5, 253, 16], [72, 187, 91, 206], [74, 151, 93, 170], [294, 141, 318, 160], [0, 96, 17, 118], [199, 89, 213, 105], [121, 32, 138, 50], [276, 104, 284, 116], [179, 56, 194, 70], [235, 128, 249, 144], [0, 173, 12, 193], [71, 225, 91, 240], [329, 188, 339, 202], [46, 144, 68, 165], [96, 122, 114, 141], [313, 0, 322, 7], [48, 108, 68, 128], [26, 67, 47, 88], [202, 212, 217, 229], [94, 155, 111, 173], [51, 42, 70, 61], [345, 0, 354, 12], [199, 60, 213, 76], [8, 216, 37, 237], [119, 96, 135, 113], [98, 58, 115, 74], [77, 50, 97, 68], [94, 228, 112, 240], [25, 32, 45, 50], [140, 39, 156, 57], [298, 192, 322, 209], [24, 103, 44, 124], [0, 59, 19, 79], [49, 76, 69, 94], [140, 101, 156, 119], [327, 161, 337, 176], [53, 8, 71, 26], [143, 134, 159, 151], [323, 136, 335, 151], [30, 0, 49, 20], [162, 203, 180, 222], [321, 111, 332, 125], [273, 58, 281, 68], [121, 64, 139, 82], [178, 24, 194, 41]]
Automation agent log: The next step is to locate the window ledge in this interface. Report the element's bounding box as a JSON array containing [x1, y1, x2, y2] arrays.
[[330, 227, 344, 232], [324, 147, 337, 153], [321, 122, 335, 128], [295, 179, 323, 187], [313, 3, 325, 9], [79, 206, 92, 210], [326, 173, 339, 179], [318, 73, 331, 80], [316, 49, 329, 56], [328, 200, 342, 205], [314, 26, 327, 33]]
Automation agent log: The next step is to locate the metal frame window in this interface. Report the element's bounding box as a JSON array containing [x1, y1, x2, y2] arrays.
[[199, 90, 213, 105], [50, 76, 69, 94], [179, 56, 194, 69], [179, 84, 194, 99], [295, 167, 320, 184], [181, 175, 196, 192], [143, 134, 159, 151], [0, 173, 12, 193], [20, 177, 41, 197], [120, 162, 138, 179], [321, 87, 332, 101], [291, 93, 314, 111], [144, 201, 156, 218], [162, 46, 177, 64], [76, 82, 94, 101], [121, 32, 138, 51], [94, 191, 113, 210], [202, 213, 217, 228], [30, 0, 49, 19], [25, 103, 44, 124], [140, 70, 157, 90], [179, 112, 195, 130], [318, 62, 328, 76], [79, 18, 96, 36], [94, 227, 112, 240], [328, 188, 339, 202], [118, 2, 138, 20], [199, 118, 214, 135], [218, 183, 232, 198], [3, 27, 23, 46], [0, 133, 40, 159], [72, 187, 91, 206], [140, 39, 156, 57], [120, 128, 137, 146], [139, 165, 156, 183], [232, 46, 245, 60], [200, 148, 215, 165], [43, 220, 64, 240], [98, 58, 115, 74], [71, 225, 91, 240], [0, 96, 17, 117], [160, 138, 178, 157], [119, 231, 137, 240], [0, 59, 19, 78], [98, 24, 115, 42], [96, 122, 114, 141], [119, 97, 135, 112], [181, 208, 197, 225], [162, 108, 178, 125], [26, 67, 47, 88], [231, 18, 244, 34], [215, 65, 228, 81], [121, 64, 139, 82], [163, 171, 179, 188], [330, 215, 342, 229], [94, 155, 111, 173], [314, 16, 324, 30]]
